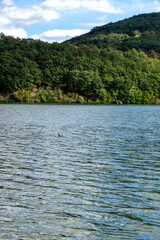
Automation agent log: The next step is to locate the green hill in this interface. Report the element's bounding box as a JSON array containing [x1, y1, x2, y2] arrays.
[[0, 12, 160, 104], [68, 12, 160, 57]]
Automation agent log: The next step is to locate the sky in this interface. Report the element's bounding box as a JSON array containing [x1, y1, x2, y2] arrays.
[[0, 0, 160, 43]]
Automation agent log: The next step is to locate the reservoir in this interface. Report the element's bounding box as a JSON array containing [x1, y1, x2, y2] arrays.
[[0, 105, 160, 239]]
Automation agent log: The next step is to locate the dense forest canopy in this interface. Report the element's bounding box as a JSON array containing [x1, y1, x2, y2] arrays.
[[0, 12, 160, 104]]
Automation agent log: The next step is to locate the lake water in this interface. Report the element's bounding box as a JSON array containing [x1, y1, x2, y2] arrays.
[[0, 104, 160, 239]]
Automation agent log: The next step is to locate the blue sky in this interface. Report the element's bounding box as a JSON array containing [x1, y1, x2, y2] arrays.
[[0, 0, 160, 42]]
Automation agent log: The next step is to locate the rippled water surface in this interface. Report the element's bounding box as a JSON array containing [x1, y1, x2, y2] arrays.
[[0, 104, 160, 239]]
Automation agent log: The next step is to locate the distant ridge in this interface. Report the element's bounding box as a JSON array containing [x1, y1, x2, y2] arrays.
[[67, 12, 160, 54]]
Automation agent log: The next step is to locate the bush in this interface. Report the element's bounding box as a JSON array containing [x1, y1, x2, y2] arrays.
[[0, 100, 7, 103], [77, 95, 85, 103]]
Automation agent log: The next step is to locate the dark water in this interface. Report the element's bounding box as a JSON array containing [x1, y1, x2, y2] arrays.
[[0, 105, 160, 240]]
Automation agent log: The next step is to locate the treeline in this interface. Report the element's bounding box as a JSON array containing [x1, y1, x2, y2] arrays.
[[85, 12, 160, 36], [0, 32, 160, 104]]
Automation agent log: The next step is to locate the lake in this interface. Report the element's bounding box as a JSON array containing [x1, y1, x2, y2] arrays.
[[0, 104, 160, 239]]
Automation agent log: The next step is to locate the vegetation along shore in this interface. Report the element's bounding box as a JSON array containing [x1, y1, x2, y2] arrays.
[[0, 12, 160, 104]]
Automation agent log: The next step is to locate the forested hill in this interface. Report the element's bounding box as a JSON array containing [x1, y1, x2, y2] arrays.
[[68, 12, 160, 56], [0, 12, 160, 104]]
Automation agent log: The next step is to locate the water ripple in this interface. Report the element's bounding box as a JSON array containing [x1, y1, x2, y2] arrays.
[[0, 105, 160, 239]]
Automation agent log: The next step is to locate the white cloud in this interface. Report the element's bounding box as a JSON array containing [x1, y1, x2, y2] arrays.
[[0, 0, 122, 40], [79, 22, 106, 27], [0, 0, 121, 33], [82, 0, 122, 13], [0, 2, 28, 38], [154, 0, 160, 10], [0, 16, 11, 26], [2, 6, 60, 26], [31, 29, 89, 43], [42, 0, 78, 9], [2, 0, 14, 5], [0, 27, 27, 38], [42, 0, 122, 13], [42, 0, 81, 9], [97, 15, 107, 21]]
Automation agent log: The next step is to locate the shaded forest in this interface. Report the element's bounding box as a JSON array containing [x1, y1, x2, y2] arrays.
[[0, 12, 160, 104]]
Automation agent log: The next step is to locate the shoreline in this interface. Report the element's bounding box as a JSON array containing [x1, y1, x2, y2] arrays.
[[0, 101, 159, 105]]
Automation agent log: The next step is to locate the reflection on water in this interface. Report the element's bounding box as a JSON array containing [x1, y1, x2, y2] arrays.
[[0, 105, 160, 239]]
